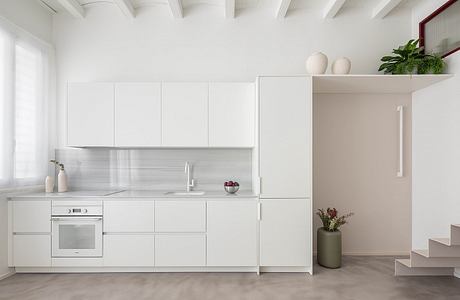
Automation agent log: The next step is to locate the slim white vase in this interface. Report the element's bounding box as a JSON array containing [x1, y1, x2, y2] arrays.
[[306, 52, 328, 74], [58, 169, 68, 193], [45, 176, 54, 193], [331, 57, 352, 74]]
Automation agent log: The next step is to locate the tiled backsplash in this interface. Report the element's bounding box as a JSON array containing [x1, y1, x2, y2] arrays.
[[55, 148, 252, 191]]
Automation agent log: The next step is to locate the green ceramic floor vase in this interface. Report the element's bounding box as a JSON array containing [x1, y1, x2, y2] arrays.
[[317, 228, 342, 268]]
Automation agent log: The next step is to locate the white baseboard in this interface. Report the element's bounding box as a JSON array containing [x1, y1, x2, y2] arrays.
[[454, 268, 460, 279], [0, 270, 15, 281], [313, 251, 410, 256]]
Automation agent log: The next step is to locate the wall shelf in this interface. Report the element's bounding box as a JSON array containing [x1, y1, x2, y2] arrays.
[[313, 74, 453, 94]]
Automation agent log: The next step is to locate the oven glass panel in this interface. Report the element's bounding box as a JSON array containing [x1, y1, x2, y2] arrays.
[[59, 225, 96, 249]]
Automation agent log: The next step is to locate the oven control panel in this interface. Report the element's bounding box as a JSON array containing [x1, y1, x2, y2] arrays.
[[52, 206, 102, 216]]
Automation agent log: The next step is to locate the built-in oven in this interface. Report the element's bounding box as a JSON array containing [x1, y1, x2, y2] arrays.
[[51, 204, 103, 257]]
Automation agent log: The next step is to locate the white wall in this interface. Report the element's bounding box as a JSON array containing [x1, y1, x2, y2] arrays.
[[412, 1, 460, 249], [53, 3, 412, 147], [0, 0, 52, 43], [0, 194, 11, 279]]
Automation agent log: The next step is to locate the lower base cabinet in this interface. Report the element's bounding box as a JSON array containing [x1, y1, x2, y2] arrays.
[[155, 235, 206, 267], [104, 235, 154, 267], [260, 199, 311, 267], [13, 235, 51, 267], [207, 201, 258, 266]]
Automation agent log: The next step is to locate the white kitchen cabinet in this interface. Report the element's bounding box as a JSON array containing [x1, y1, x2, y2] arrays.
[[67, 83, 114, 147], [208, 83, 255, 147], [155, 201, 206, 232], [260, 199, 311, 267], [115, 83, 162, 147], [13, 235, 51, 267], [104, 235, 154, 267], [13, 200, 51, 233], [258, 76, 312, 198], [161, 83, 209, 147], [155, 235, 206, 267], [207, 201, 257, 266], [104, 201, 154, 233]]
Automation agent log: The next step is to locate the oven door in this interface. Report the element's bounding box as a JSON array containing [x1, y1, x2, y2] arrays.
[[52, 216, 103, 257]]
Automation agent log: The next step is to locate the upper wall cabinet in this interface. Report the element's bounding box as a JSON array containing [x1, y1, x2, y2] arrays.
[[67, 82, 255, 148], [115, 83, 161, 147], [67, 83, 114, 147], [162, 83, 209, 147], [209, 83, 255, 147]]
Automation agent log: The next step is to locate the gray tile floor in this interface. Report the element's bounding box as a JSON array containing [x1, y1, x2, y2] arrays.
[[0, 257, 459, 300]]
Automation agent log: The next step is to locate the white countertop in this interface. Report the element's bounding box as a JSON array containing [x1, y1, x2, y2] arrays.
[[7, 189, 258, 199]]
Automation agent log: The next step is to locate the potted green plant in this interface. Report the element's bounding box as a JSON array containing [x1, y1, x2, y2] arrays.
[[378, 39, 445, 74], [316, 208, 353, 269]]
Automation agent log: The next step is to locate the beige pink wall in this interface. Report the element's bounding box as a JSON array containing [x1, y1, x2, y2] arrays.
[[313, 93, 412, 255]]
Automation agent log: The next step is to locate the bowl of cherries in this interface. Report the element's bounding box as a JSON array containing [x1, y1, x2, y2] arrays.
[[224, 181, 240, 194]]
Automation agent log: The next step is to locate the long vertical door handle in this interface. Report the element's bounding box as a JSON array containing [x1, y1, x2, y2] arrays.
[[397, 105, 404, 177], [257, 202, 261, 221]]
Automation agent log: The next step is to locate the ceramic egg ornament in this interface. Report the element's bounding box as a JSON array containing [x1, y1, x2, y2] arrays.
[[331, 57, 352, 74], [306, 52, 328, 74]]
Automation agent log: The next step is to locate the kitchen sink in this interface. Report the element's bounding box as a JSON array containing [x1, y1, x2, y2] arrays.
[[164, 191, 206, 196]]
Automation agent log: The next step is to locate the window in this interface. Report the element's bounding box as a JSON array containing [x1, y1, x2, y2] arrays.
[[0, 24, 49, 188]]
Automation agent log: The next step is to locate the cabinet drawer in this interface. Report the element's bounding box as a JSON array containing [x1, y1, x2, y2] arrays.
[[104, 201, 154, 233], [155, 235, 205, 267], [13, 200, 51, 233], [155, 201, 205, 232], [104, 235, 154, 267], [13, 235, 51, 267]]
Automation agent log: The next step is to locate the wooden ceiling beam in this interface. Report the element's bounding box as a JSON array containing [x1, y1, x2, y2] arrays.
[[276, 0, 292, 19], [323, 0, 346, 19], [166, 0, 183, 18], [372, 0, 403, 19], [57, 0, 85, 18], [113, 0, 136, 18]]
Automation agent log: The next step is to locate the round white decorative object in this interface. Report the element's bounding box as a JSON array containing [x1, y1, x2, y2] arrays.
[[331, 57, 352, 74], [306, 52, 328, 74]]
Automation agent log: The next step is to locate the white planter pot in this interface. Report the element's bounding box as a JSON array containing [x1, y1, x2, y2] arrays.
[[331, 57, 351, 74], [306, 52, 328, 75]]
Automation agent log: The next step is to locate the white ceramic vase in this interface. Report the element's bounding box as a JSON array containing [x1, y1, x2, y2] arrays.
[[58, 169, 68, 193], [331, 57, 352, 74], [306, 52, 328, 75], [45, 176, 54, 193]]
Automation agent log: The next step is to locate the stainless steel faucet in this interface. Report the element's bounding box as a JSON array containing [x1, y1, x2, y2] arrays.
[[184, 161, 195, 192]]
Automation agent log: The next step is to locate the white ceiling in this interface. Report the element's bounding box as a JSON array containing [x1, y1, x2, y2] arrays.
[[38, 0, 428, 19]]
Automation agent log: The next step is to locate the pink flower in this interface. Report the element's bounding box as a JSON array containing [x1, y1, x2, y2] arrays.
[[327, 208, 337, 219]]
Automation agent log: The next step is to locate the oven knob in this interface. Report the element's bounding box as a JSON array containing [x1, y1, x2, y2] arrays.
[[83, 209, 88, 213], [68, 209, 72, 214]]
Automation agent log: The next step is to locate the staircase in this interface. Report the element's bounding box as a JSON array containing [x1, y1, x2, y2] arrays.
[[395, 224, 460, 276]]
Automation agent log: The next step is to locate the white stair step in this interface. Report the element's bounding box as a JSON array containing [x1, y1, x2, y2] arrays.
[[411, 249, 460, 267], [451, 224, 460, 245], [395, 259, 454, 276], [429, 238, 460, 257]]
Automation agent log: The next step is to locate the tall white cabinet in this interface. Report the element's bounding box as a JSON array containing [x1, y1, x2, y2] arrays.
[[257, 76, 312, 273]]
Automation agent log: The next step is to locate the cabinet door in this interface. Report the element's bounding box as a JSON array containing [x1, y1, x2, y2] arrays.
[[67, 83, 114, 147], [155, 201, 206, 232], [259, 77, 312, 198], [13, 200, 51, 233], [260, 199, 311, 267], [155, 235, 205, 267], [207, 201, 257, 266], [162, 83, 208, 147], [115, 83, 161, 147], [13, 235, 51, 267], [209, 83, 255, 147], [104, 235, 154, 267], [104, 201, 154, 233]]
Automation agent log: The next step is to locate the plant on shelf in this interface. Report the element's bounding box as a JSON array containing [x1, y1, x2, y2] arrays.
[[316, 208, 353, 269], [317, 208, 353, 232], [378, 39, 445, 75]]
